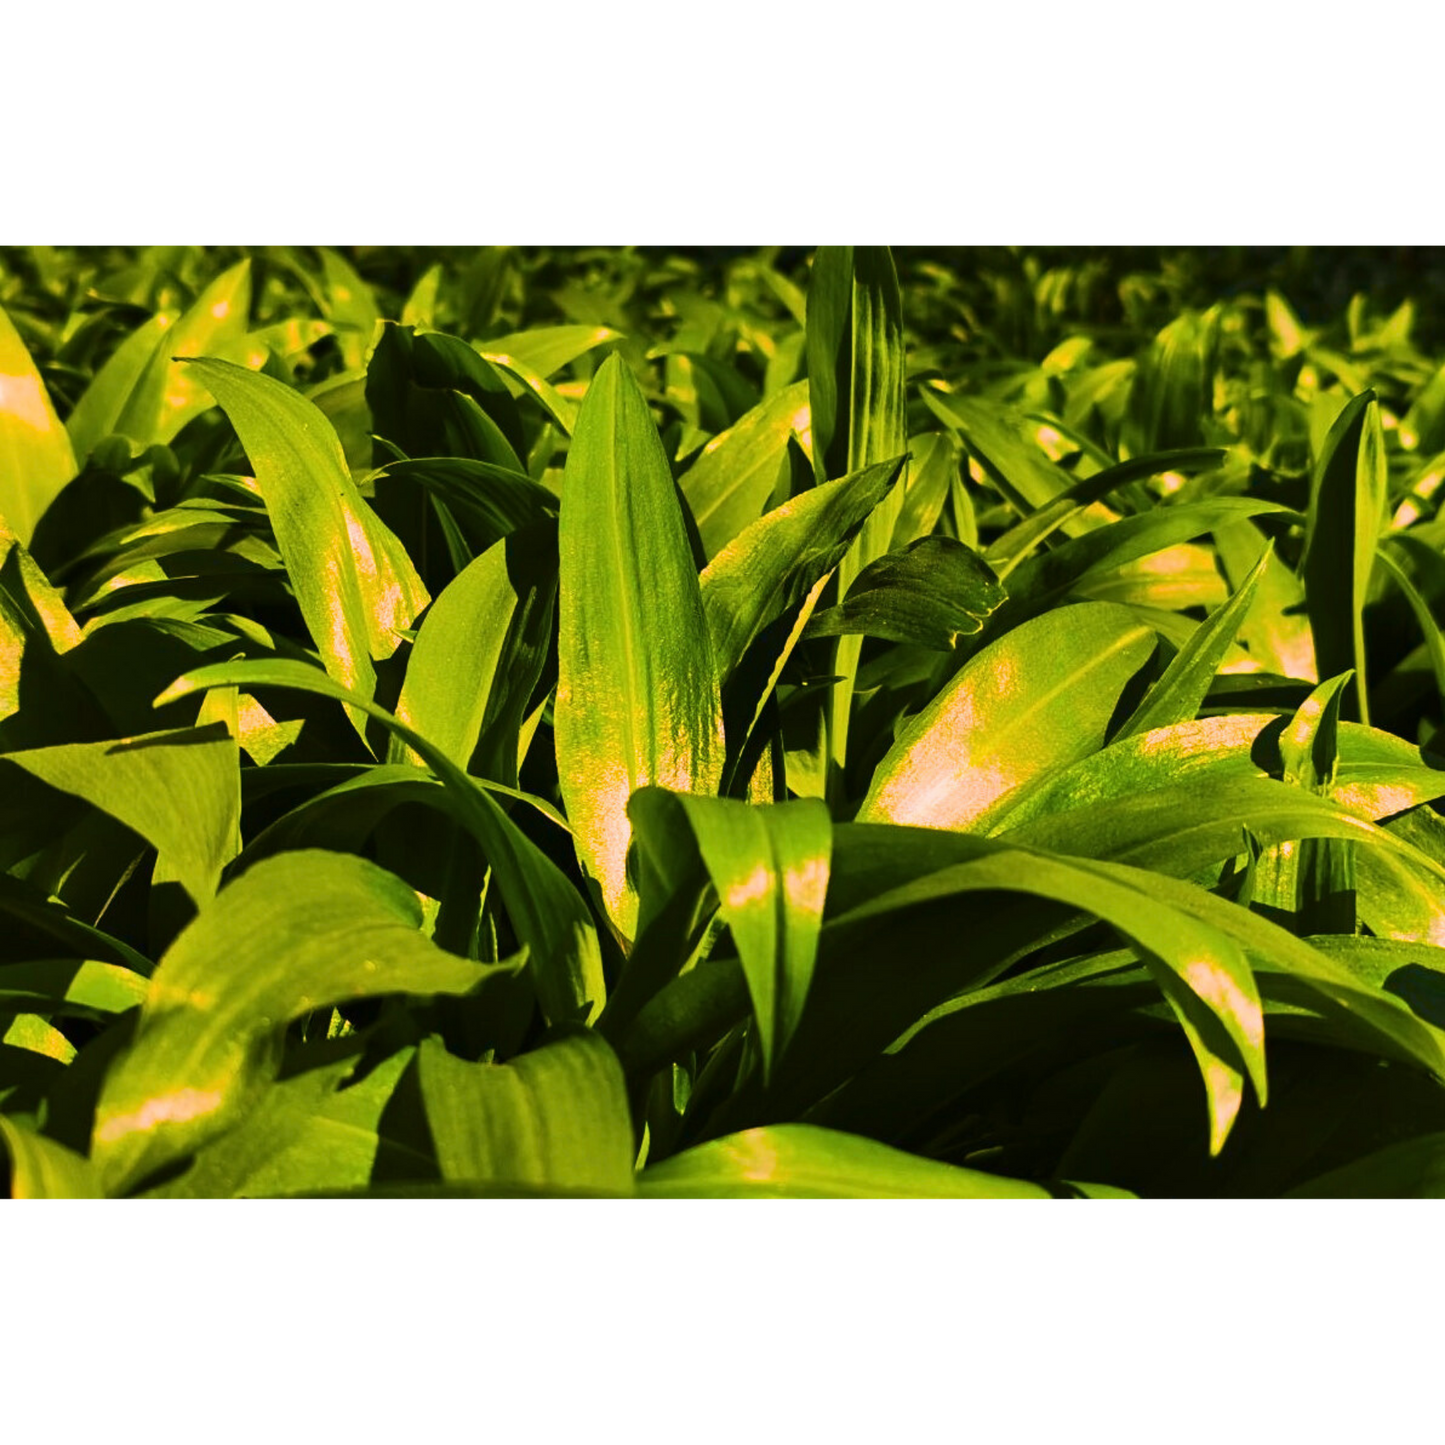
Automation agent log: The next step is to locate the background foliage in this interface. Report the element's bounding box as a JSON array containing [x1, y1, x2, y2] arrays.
[[5, 242, 1445, 1198]]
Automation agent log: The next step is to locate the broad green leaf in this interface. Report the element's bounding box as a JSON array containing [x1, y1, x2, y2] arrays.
[[700, 455, 906, 684], [394, 522, 556, 783], [805, 536, 1006, 650], [91, 849, 520, 1194], [860, 601, 1156, 832], [318, 249, 381, 365], [418, 1030, 634, 1194], [554, 352, 724, 934], [146, 1047, 419, 1199], [1214, 517, 1317, 681], [0, 958, 149, 1015], [3, 724, 239, 906], [666, 791, 831, 1081], [0, 302, 77, 545], [183, 359, 429, 733], [1301, 390, 1386, 722], [380, 457, 555, 551], [993, 713, 1445, 835], [679, 381, 809, 558], [0, 1114, 101, 1199], [1114, 543, 1271, 739], [638, 1124, 1129, 1198], [401, 265, 442, 329], [155, 658, 604, 1027]]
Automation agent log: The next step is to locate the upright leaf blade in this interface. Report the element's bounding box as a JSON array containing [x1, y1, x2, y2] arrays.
[[1302, 390, 1386, 722], [555, 353, 724, 933]]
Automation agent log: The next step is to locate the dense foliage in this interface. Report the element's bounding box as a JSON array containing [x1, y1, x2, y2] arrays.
[[4, 243, 1445, 1198]]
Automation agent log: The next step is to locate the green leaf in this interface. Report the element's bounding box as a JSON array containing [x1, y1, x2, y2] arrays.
[[891, 431, 963, 549], [679, 381, 809, 558], [480, 324, 622, 381], [985, 448, 1226, 577], [700, 455, 906, 684], [2, 724, 240, 906], [666, 791, 831, 1081], [1214, 517, 1317, 682], [554, 352, 724, 934], [0, 958, 149, 1015], [807, 247, 908, 781], [860, 601, 1156, 832], [998, 497, 1294, 627], [418, 1030, 634, 1194], [1126, 310, 1218, 454], [0, 1114, 101, 1199], [183, 359, 429, 734], [1114, 543, 1271, 739], [637, 1123, 1130, 1198], [393, 522, 556, 782], [1301, 390, 1386, 722], [65, 314, 169, 464], [805, 536, 1006, 650], [0, 302, 77, 545], [143, 1047, 420, 1199], [91, 849, 520, 1194]]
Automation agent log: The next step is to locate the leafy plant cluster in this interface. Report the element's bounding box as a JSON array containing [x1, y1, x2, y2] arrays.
[[5, 243, 1445, 1198]]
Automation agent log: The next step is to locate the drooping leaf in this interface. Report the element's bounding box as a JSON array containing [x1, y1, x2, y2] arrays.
[[90, 849, 521, 1194], [2, 724, 240, 906], [554, 352, 724, 934], [183, 359, 429, 734], [1301, 390, 1387, 722], [805, 536, 1006, 650], [860, 601, 1156, 832], [418, 1030, 634, 1194], [0, 302, 77, 545]]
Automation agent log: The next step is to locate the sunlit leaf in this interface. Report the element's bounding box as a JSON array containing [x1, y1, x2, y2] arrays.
[[554, 352, 724, 934], [156, 657, 601, 1025], [0, 1114, 101, 1199], [91, 849, 521, 1194], [183, 359, 429, 734], [418, 1030, 634, 1194], [679, 381, 809, 558], [2, 724, 239, 906], [638, 1124, 1130, 1198], [0, 302, 77, 545], [860, 601, 1156, 831]]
